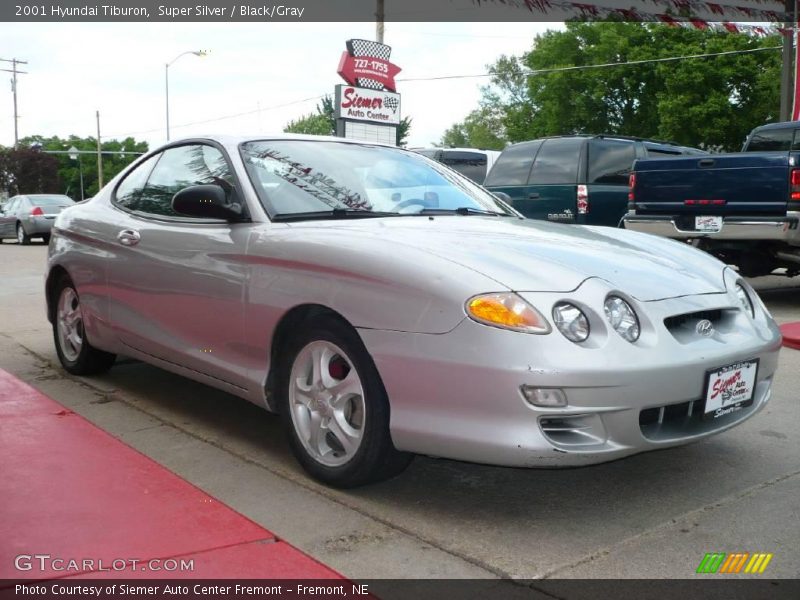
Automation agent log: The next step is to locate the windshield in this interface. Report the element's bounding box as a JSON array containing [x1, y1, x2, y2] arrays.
[[240, 140, 514, 219]]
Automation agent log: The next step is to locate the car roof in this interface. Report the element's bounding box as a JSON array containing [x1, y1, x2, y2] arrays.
[[170, 133, 404, 149], [750, 121, 798, 132]]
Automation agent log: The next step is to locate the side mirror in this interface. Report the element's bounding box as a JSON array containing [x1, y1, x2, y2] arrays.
[[172, 184, 244, 221], [493, 191, 512, 204]]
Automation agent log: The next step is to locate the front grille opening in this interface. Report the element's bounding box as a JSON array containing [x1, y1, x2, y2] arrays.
[[664, 309, 723, 331], [540, 414, 606, 447]]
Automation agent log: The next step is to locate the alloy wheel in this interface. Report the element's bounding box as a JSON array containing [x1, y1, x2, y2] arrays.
[[288, 340, 366, 467], [57, 287, 84, 362]]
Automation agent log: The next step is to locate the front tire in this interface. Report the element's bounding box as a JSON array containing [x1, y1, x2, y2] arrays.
[[52, 274, 116, 375], [16, 223, 31, 245], [277, 315, 412, 488]]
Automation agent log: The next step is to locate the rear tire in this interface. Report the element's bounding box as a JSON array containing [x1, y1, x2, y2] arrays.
[[16, 223, 31, 245], [42, 233, 51, 244], [277, 315, 412, 488], [52, 274, 116, 375]]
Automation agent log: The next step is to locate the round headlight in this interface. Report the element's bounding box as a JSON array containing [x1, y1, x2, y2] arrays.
[[604, 296, 640, 342], [736, 283, 755, 318], [552, 302, 590, 343]]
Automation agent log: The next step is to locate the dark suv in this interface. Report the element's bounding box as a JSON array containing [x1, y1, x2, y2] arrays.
[[484, 135, 704, 227]]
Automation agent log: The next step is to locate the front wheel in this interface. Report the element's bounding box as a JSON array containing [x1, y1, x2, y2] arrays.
[[278, 316, 412, 488], [52, 274, 116, 375]]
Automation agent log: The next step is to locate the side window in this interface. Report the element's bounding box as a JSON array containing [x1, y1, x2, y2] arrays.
[[528, 138, 584, 184], [114, 154, 162, 212], [484, 141, 541, 186], [587, 139, 636, 185], [645, 148, 682, 158], [440, 151, 488, 183], [792, 130, 800, 151], [136, 144, 235, 217], [747, 128, 793, 152]]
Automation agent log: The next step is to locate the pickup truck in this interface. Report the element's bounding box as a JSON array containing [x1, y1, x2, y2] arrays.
[[622, 121, 800, 277], [483, 135, 704, 227]]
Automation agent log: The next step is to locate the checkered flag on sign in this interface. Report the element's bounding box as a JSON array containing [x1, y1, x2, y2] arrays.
[[383, 95, 399, 114], [346, 39, 392, 90]]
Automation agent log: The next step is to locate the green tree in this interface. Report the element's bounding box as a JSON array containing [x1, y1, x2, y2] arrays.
[[440, 106, 506, 149], [447, 23, 781, 152], [0, 147, 61, 195], [16, 135, 149, 198], [285, 95, 412, 146]]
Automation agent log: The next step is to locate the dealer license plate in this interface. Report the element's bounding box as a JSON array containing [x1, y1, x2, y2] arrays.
[[695, 215, 722, 232], [703, 359, 758, 419]]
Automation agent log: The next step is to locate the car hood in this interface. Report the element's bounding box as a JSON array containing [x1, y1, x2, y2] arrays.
[[286, 216, 727, 301]]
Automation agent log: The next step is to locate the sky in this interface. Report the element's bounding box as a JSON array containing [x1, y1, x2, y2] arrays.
[[0, 21, 562, 151]]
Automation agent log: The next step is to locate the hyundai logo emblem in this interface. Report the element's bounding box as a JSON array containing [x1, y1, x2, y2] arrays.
[[696, 319, 714, 337]]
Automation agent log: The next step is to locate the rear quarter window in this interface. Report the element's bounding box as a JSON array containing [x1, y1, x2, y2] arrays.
[[528, 138, 584, 184], [587, 139, 636, 185], [484, 141, 541, 186]]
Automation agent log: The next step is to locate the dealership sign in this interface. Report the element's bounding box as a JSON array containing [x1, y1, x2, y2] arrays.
[[334, 85, 401, 125], [336, 39, 401, 92]]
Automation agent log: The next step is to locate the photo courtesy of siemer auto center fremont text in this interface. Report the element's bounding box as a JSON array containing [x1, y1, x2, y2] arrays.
[[0, 0, 798, 598]]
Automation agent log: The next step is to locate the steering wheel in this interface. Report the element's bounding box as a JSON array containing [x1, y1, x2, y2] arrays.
[[392, 198, 428, 213]]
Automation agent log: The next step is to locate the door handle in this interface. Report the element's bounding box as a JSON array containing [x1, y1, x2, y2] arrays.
[[698, 158, 715, 168], [528, 192, 540, 199], [117, 229, 141, 246]]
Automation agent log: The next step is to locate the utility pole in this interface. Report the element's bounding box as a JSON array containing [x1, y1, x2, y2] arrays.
[[0, 58, 28, 147], [96, 110, 104, 189], [780, 0, 796, 121], [376, 0, 384, 44]]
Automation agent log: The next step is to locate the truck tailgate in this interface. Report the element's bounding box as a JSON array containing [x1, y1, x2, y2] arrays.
[[634, 153, 789, 216]]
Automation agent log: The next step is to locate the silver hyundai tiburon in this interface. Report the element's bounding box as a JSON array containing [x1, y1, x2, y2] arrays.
[[46, 135, 782, 487]]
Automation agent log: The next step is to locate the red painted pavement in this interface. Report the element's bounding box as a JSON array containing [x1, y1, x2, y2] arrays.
[[780, 322, 800, 350], [0, 369, 342, 581]]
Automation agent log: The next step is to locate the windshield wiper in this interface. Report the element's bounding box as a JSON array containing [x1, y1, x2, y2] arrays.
[[272, 208, 398, 222], [414, 207, 510, 217]]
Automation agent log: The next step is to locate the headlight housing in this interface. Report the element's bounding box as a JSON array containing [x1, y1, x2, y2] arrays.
[[552, 302, 590, 343], [466, 293, 550, 334], [604, 296, 640, 342], [736, 283, 755, 318]]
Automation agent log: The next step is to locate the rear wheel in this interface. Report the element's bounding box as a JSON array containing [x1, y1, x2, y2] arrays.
[[42, 233, 51, 244], [52, 275, 116, 375], [278, 315, 412, 488], [16, 223, 31, 245]]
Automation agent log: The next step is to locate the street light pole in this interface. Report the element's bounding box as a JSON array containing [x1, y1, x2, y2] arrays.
[[165, 50, 208, 141], [68, 146, 84, 201]]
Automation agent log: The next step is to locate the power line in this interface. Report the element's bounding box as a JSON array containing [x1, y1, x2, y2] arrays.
[[398, 46, 782, 82], [106, 93, 326, 138]]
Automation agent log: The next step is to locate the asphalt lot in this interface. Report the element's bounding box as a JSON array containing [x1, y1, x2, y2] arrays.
[[1, 240, 799, 580]]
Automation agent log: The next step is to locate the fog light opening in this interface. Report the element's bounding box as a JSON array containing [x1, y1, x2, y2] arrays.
[[521, 386, 567, 408]]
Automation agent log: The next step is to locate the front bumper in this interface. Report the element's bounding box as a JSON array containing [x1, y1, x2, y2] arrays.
[[358, 277, 782, 467], [621, 211, 800, 245]]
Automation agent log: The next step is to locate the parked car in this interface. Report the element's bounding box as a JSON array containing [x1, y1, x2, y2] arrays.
[[46, 135, 780, 487], [622, 121, 800, 277], [484, 135, 705, 227], [414, 147, 500, 184], [0, 194, 75, 245]]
